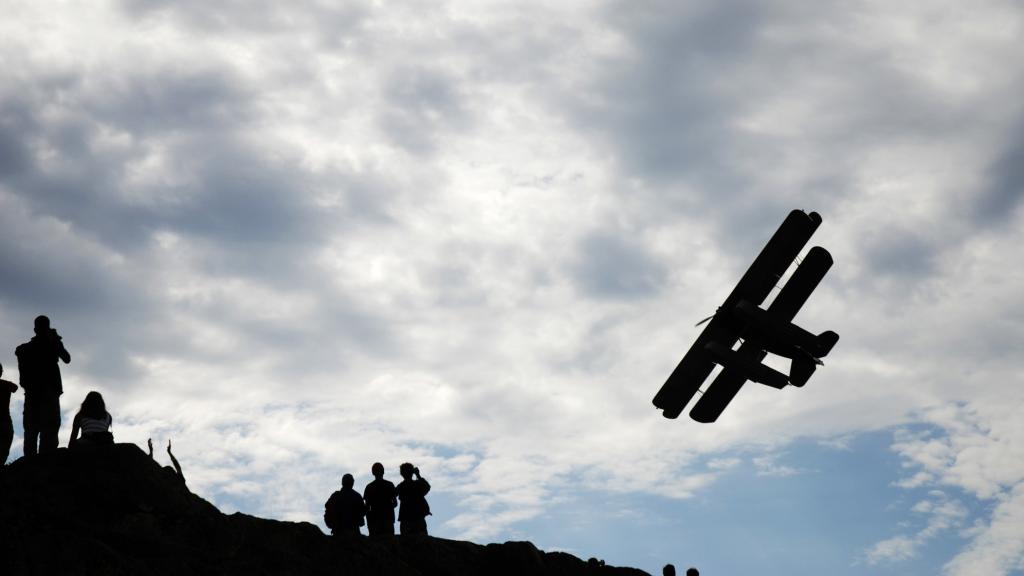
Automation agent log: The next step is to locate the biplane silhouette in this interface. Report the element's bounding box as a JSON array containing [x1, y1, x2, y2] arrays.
[[653, 210, 839, 423]]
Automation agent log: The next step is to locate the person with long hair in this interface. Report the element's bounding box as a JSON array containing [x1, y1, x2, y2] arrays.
[[69, 391, 113, 447]]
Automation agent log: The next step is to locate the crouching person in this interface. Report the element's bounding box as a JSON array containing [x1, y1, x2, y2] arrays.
[[325, 473, 366, 536]]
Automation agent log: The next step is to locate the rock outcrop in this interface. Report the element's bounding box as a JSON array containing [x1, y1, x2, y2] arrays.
[[0, 444, 648, 576]]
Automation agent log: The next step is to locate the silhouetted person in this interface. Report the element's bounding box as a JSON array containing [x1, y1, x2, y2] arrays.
[[663, 565, 675, 576], [69, 391, 113, 447], [396, 462, 431, 535], [364, 462, 397, 536], [686, 568, 699, 576], [1, 363, 17, 465], [148, 438, 187, 484], [16, 316, 70, 455], [325, 473, 366, 536]]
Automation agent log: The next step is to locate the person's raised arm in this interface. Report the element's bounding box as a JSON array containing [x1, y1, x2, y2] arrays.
[[414, 467, 430, 494], [49, 329, 70, 363], [167, 439, 183, 479]]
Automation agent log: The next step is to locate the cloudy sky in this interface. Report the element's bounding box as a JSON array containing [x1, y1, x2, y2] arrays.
[[2, 1, 1023, 574]]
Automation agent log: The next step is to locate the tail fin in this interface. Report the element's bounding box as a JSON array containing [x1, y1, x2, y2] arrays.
[[791, 331, 838, 387], [815, 330, 839, 357]]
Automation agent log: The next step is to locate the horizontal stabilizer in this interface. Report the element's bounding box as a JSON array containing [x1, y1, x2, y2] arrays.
[[789, 355, 816, 387]]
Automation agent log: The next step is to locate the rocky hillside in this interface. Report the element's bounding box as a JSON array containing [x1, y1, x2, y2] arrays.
[[0, 444, 649, 576]]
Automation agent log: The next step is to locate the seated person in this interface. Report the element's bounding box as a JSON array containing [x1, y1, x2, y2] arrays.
[[69, 391, 113, 447]]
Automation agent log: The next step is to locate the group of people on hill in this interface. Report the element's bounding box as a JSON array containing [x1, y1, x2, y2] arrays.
[[324, 462, 432, 537], [1, 315, 114, 466]]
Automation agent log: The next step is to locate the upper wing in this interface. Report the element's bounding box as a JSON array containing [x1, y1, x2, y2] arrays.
[[719, 210, 822, 313]]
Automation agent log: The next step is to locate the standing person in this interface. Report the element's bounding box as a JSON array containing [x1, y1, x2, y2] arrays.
[[324, 473, 366, 536], [69, 391, 113, 447], [396, 462, 431, 536], [363, 462, 397, 536], [16, 315, 70, 456], [0, 363, 18, 465]]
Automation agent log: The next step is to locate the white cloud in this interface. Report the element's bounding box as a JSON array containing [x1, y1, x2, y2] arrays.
[[752, 453, 806, 478], [865, 491, 968, 565], [883, 401, 1024, 575]]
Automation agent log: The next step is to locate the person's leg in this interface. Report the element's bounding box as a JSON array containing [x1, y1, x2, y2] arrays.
[[22, 394, 39, 457], [38, 394, 61, 454], [400, 518, 427, 536], [371, 517, 395, 536]]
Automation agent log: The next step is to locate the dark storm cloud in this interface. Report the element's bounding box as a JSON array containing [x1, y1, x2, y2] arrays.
[[571, 231, 667, 299], [554, 0, 981, 263], [862, 228, 939, 280], [0, 32, 409, 389], [170, 139, 329, 244], [84, 66, 251, 135], [0, 105, 32, 177], [119, 0, 369, 39], [0, 58, 382, 278], [0, 215, 118, 314], [575, 1, 765, 192], [976, 128, 1024, 225], [0, 63, 257, 249], [0, 202, 167, 384], [379, 65, 473, 156]]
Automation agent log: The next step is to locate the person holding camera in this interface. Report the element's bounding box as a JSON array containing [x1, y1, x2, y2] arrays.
[[15, 315, 71, 456], [396, 462, 431, 536]]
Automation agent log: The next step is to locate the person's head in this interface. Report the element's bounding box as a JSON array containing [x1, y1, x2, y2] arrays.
[[372, 462, 385, 478], [34, 315, 51, 335], [342, 473, 354, 488], [79, 391, 107, 419], [663, 564, 676, 576], [399, 462, 415, 479], [686, 568, 699, 576], [0, 362, 4, 377]]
